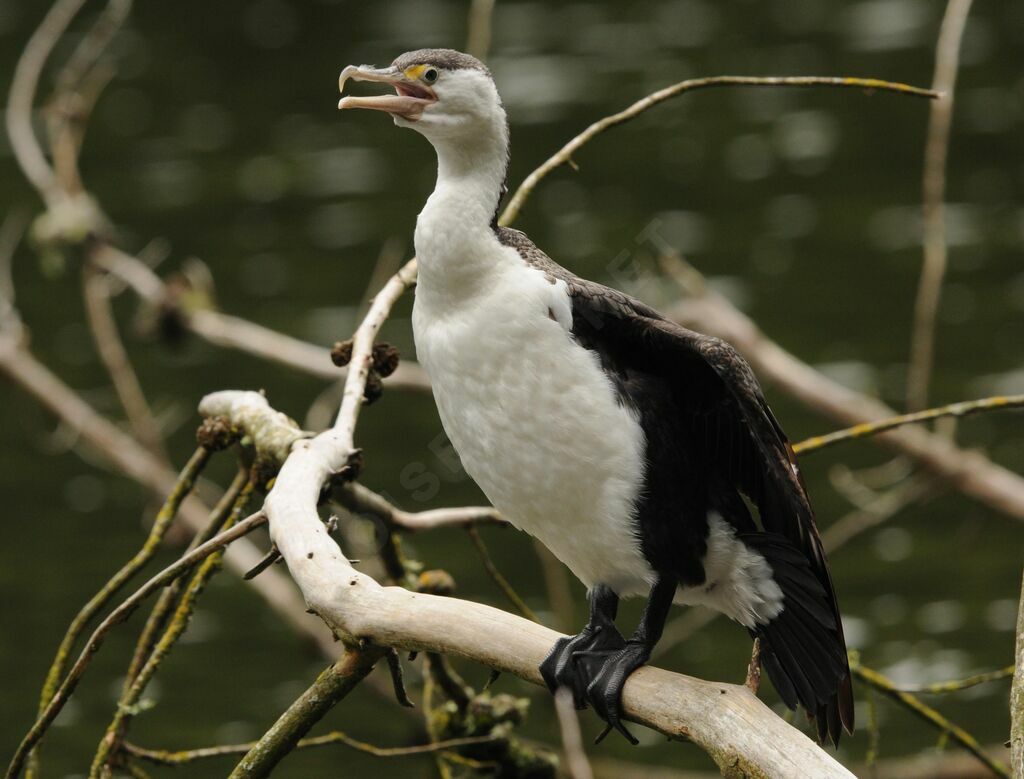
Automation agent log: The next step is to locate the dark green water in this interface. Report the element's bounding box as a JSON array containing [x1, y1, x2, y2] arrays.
[[2, 1, 1022, 776]]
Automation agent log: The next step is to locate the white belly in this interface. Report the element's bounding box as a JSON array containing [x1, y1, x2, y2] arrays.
[[413, 258, 653, 595]]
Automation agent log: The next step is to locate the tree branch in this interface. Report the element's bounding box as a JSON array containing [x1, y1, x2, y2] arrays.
[[849, 662, 1008, 777], [1011, 565, 1024, 778], [499, 76, 938, 226], [6, 511, 266, 779], [793, 395, 1024, 455], [228, 648, 386, 778], [906, 0, 974, 412], [91, 244, 430, 390], [669, 287, 1024, 521]]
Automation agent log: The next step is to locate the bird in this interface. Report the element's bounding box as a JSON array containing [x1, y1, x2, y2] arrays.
[[338, 48, 854, 746]]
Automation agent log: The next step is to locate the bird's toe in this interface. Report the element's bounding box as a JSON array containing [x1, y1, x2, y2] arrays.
[[585, 640, 650, 745]]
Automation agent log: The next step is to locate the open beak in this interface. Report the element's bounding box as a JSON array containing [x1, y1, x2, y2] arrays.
[[338, 65, 436, 121]]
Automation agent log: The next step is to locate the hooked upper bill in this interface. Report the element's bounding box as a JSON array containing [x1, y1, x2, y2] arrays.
[[337, 64, 437, 120]]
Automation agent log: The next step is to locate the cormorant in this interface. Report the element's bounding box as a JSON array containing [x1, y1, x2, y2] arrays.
[[338, 48, 854, 746]]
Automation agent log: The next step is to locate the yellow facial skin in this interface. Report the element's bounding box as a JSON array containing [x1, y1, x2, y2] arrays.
[[403, 65, 428, 81]]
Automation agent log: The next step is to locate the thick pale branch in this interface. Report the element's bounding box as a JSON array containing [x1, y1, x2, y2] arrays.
[[334, 257, 418, 437], [204, 389, 853, 778]]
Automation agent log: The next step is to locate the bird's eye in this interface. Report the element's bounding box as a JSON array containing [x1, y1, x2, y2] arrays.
[[423, 68, 438, 83]]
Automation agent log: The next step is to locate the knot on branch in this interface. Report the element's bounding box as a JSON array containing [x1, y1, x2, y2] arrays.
[[198, 390, 311, 469], [195, 417, 241, 452], [30, 192, 109, 254], [331, 340, 400, 405]]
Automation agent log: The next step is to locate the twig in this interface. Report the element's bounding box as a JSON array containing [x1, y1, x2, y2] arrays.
[[27, 447, 209, 777], [792, 395, 1024, 455], [533, 540, 576, 633], [91, 479, 257, 776], [744, 638, 762, 694], [0, 336, 339, 660], [820, 476, 935, 552], [906, 0, 974, 413], [47, 0, 132, 194], [228, 648, 386, 778], [554, 688, 594, 779], [335, 481, 503, 531], [465, 0, 497, 61], [5, 511, 266, 779], [82, 259, 167, 459], [124, 732, 501, 764], [123, 470, 249, 689], [5, 0, 87, 204], [894, 666, 1013, 695], [1010, 565, 1024, 777], [499, 76, 938, 226], [91, 244, 430, 389], [849, 662, 1008, 778], [466, 526, 540, 622]]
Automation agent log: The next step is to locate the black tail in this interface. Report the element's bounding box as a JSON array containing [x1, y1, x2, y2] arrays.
[[741, 532, 854, 746]]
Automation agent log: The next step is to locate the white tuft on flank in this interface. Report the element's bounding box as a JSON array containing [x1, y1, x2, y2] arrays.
[[676, 513, 785, 627]]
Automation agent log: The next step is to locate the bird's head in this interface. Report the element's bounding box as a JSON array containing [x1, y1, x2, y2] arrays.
[[338, 48, 505, 144]]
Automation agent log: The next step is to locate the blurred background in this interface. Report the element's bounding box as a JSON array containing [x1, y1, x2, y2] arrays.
[[1, 0, 1022, 776]]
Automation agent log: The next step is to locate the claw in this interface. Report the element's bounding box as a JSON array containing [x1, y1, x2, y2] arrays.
[[585, 640, 650, 745]]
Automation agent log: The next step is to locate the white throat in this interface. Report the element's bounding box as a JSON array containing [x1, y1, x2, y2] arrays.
[[413, 113, 509, 299]]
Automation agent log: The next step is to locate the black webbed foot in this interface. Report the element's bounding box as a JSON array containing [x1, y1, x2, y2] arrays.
[[585, 639, 652, 745], [539, 623, 626, 708]]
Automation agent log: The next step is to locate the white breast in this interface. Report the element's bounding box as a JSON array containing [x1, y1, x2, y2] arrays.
[[413, 240, 653, 596]]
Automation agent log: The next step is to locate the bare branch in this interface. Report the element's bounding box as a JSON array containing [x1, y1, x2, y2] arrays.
[[850, 662, 1008, 777], [92, 479, 257, 776], [5, 0, 87, 204], [124, 732, 501, 764], [465, 0, 497, 61], [466, 525, 540, 622], [793, 395, 1024, 455], [82, 260, 167, 459], [670, 287, 1024, 521], [894, 665, 1013, 695], [336, 481, 503, 531], [0, 333, 338, 659], [555, 688, 594, 779], [228, 648, 386, 778], [906, 0, 974, 412], [499, 76, 939, 226], [92, 244, 430, 389], [1011, 566, 1024, 777], [6, 511, 266, 778], [334, 258, 418, 437]]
